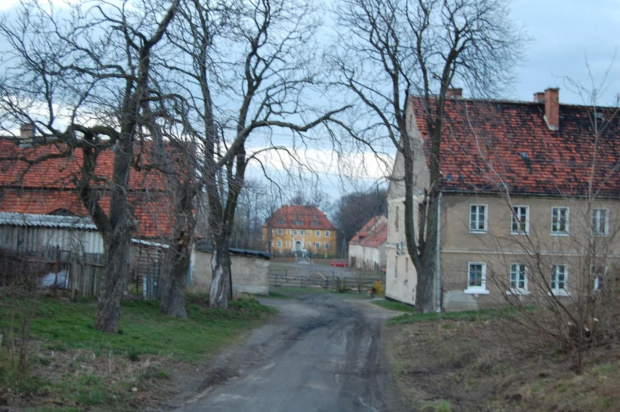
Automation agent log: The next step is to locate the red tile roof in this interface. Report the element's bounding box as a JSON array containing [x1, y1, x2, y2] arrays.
[[410, 96, 620, 197], [266, 205, 335, 230], [0, 139, 174, 238], [349, 215, 387, 248]]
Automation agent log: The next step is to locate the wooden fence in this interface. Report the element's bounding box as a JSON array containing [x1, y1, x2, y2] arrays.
[[269, 270, 384, 293]]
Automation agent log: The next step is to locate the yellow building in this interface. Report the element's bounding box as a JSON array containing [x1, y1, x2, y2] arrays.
[[262, 205, 337, 257]]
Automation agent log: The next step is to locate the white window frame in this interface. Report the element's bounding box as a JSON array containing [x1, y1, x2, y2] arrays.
[[465, 262, 489, 294], [551, 207, 569, 236], [293, 229, 298, 235], [469, 204, 488, 233], [314, 242, 320, 250], [550, 264, 569, 296], [325, 230, 331, 237], [507, 263, 529, 295], [511, 206, 529, 235], [324, 242, 330, 250], [276, 240, 282, 248], [591, 265, 608, 291], [316, 230, 321, 237], [592, 208, 609, 236], [277, 228, 283, 235], [300, 229, 305, 235]]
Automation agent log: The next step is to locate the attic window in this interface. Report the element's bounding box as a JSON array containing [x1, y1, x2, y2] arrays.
[[311, 220, 320, 226], [277, 219, 285, 225], [292, 219, 303, 225], [595, 112, 604, 121], [520, 152, 529, 159]]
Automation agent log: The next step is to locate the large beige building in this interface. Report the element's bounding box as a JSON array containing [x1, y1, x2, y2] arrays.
[[386, 88, 620, 311], [262, 205, 337, 257]]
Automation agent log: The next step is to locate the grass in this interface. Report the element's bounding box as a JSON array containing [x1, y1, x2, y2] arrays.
[[27, 296, 276, 363], [388, 306, 516, 325], [371, 299, 416, 313], [0, 294, 277, 411]]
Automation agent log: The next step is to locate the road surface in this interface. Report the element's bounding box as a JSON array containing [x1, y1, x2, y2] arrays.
[[173, 293, 401, 412]]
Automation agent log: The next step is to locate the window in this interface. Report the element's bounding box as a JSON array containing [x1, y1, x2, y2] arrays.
[[469, 204, 487, 233], [592, 209, 608, 236], [276, 240, 282, 248], [551, 207, 569, 235], [395, 206, 399, 232], [316, 230, 321, 236], [277, 228, 283, 235], [591, 266, 608, 291], [511, 206, 529, 234], [550, 264, 569, 296], [293, 229, 298, 235], [314, 242, 320, 250], [311, 220, 320, 226], [300, 229, 305, 235], [292, 219, 303, 226], [465, 262, 489, 294], [277, 219, 285, 225], [325, 230, 331, 237], [324, 242, 330, 250], [509, 263, 529, 294]]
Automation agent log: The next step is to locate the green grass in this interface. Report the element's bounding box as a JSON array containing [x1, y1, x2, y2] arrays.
[[372, 299, 416, 313], [24, 295, 276, 363], [389, 307, 516, 325]]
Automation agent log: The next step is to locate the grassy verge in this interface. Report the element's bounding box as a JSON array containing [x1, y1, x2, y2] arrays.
[[371, 299, 416, 313], [389, 306, 516, 325], [0, 295, 276, 411]]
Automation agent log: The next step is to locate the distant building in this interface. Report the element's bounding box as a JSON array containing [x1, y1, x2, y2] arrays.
[[263, 205, 337, 257], [348, 215, 387, 272]]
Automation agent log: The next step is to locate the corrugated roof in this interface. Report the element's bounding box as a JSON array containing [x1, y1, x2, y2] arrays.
[[0, 211, 97, 230]]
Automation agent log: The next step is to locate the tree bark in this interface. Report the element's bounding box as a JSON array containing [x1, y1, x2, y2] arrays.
[[209, 243, 232, 308]]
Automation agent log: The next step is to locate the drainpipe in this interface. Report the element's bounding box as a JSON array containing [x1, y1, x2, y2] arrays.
[[435, 192, 442, 312]]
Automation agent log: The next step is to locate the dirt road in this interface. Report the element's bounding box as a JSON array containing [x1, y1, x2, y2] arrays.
[[172, 293, 401, 412]]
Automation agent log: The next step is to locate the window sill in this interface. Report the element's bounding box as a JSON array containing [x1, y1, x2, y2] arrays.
[[510, 231, 530, 236], [469, 230, 487, 235], [547, 290, 570, 297], [551, 232, 569, 237], [506, 289, 530, 296], [464, 288, 490, 295]]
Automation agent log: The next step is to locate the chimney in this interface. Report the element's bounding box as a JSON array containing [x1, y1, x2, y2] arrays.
[[446, 88, 462, 99], [20, 123, 35, 139], [533, 92, 545, 103], [544, 88, 559, 131]]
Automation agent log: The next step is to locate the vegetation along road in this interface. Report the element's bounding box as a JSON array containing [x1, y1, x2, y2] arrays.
[[173, 291, 402, 412]]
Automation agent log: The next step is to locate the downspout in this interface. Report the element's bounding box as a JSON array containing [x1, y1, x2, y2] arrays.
[[435, 191, 442, 312]]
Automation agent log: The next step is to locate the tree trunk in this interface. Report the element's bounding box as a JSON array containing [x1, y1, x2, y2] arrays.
[[158, 236, 191, 318], [415, 193, 438, 313], [209, 244, 232, 308], [95, 228, 131, 333]]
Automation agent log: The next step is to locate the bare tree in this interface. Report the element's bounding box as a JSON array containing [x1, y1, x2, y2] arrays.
[[163, 0, 349, 308], [331, 0, 523, 311], [0, 0, 179, 332]]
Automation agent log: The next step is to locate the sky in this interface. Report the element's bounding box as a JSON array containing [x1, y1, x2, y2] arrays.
[[1, 0, 619, 202]]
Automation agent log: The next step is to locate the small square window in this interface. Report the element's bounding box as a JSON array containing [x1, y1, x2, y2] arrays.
[[324, 242, 330, 250], [511, 206, 529, 234], [277, 228, 283, 235], [325, 230, 331, 237], [551, 207, 569, 235], [592, 209, 609, 236], [469, 204, 487, 233]]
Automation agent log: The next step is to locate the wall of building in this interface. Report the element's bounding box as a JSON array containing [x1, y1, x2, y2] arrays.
[[439, 194, 620, 311], [262, 226, 337, 257], [191, 249, 270, 297]]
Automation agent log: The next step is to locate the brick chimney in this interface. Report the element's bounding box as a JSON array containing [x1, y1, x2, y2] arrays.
[[544, 88, 559, 131], [20, 123, 35, 139], [446, 88, 462, 99], [533, 92, 545, 103]]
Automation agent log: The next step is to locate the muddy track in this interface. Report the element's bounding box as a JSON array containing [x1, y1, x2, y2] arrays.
[[169, 293, 403, 412]]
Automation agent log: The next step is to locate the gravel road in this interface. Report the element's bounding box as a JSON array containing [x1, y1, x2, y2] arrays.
[[173, 293, 402, 412]]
